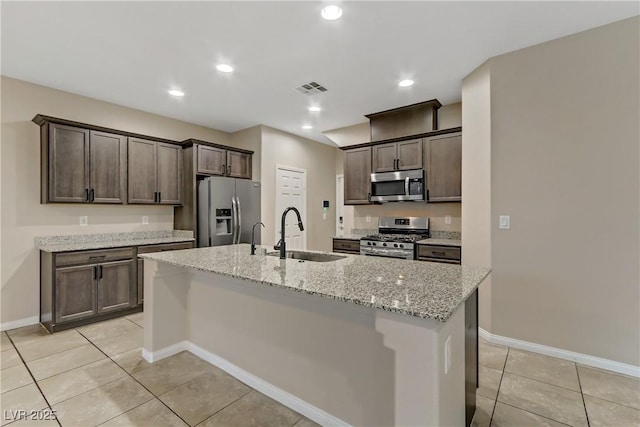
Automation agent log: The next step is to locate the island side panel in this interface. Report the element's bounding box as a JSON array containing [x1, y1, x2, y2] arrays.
[[143, 259, 189, 360], [187, 270, 396, 427]]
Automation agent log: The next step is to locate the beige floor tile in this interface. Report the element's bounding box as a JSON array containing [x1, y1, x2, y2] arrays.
[[497, 372, 587, 427], [100, 398, 187, 427], [577, 365, 640, 410], [293, 417, 321, 427], [477, 365, 502, 400], [491, 402, 571, 426], [1, 347, 22, 370], [132, 351, 215, 395], [471, 395, 494, 427], [91, 328, 143, 357], [27, 343, 106, 381], [198, 390, 301, 427], [53, 376, 153, 427], [125, 313, 144, 327], [0, 363, 33, 393], [1, 332, 12, 352], [479, 342, 508, 371], [38, 358, 127, 404], [159, 369, 250, 425], [78, 317, 141, 342], [584, 394, 640, 427], [6, 418, 59, 426], [111, 347, 150, 374], [13, 329, 89, 362], [6, 325, 49, 344], [0, 384, 48, 427], [505, 349, 580, 391]]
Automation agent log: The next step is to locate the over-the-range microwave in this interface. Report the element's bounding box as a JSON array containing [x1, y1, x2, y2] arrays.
[[370, 169, 425, 202]]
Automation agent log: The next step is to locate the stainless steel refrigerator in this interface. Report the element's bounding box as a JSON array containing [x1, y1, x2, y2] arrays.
[[197, 177, 261, 247]]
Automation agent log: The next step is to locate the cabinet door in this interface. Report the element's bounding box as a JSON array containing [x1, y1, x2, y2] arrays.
[[128, 138, 157, 204], [344, 147, 372, 205], [424, 133, 462, 202], [196, 145, 226, 176], [372, 142, 397, 173], [55, 265, 97, 323], [90, 131, 127, 204], [397, 139, 423, 170], [48, 124, 89, 202], [227, 151, 252, 179], [97, 260, 135, 314], [157, 143, 183, 205]]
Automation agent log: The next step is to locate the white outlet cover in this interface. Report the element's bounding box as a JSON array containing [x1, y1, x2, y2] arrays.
[[365, 215, 372, 223], [499, 215, 511, 229], [79, 216, 88, 226], [445, 215, 452, 225], [142, 216, 149, 224]]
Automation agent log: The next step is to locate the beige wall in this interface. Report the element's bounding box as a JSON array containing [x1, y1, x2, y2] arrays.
[[463, 17, 639, 365], [461, 61, 493, 331], [438, 102, 462, 129], [0, 76, 234, 326], [322, 122, 369, 147], [260, 126, 338, 252]]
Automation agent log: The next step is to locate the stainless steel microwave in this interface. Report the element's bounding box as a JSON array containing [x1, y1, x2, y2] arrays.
[[370, 169, 425, 202]]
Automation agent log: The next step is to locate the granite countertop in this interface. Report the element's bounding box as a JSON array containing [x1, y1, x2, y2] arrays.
[[35, 230, 195, 252], [140, 244, 490, 322], [417, 238, 462, 247]]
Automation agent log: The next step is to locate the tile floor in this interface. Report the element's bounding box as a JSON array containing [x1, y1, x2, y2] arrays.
[[0, 314, 638, 427]]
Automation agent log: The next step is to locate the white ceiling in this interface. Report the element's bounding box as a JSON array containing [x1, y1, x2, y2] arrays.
[[2, 2, 638, 146]]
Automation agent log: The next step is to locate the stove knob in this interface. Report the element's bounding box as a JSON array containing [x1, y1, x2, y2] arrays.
[[393, 243, 398, 248], [399, 244, 404, 248], [382, 243, 387, 247], [372, 242, 376, 246], [367, 242, 371, 246]]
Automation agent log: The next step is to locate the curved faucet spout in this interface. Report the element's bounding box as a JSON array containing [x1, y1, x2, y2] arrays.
[[250, 221, 265, 255], [277, 207, 305, 259]]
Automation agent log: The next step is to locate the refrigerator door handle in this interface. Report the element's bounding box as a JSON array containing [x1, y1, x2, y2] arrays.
[[231, 196, 238, 244], [207, 179, 213, 246], [236, 196, 242, 244]]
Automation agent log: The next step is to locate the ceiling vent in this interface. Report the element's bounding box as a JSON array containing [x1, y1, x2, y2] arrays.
[[294, 81, 328, 96]]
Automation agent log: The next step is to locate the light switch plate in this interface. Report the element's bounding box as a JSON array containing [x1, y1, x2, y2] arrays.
[[445, 215, 452, 225], [79, 216, 88, 226], [499, 215, 510, 229], [142, 216, 149, 224]]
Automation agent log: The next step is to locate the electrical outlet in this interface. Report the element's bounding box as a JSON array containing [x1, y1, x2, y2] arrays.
[[322, 212, 327, 220], [79, 216, 88, 226], [445, 215, 452, 225], [142, 216, 149, 224], [444, 335, 452, 374], [499, 215, 511, 229], [365, 215, 372, 223]]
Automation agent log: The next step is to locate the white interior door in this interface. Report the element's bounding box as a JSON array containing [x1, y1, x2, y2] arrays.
[[336, 174, 344, 237], [275, 165, 306, 250]]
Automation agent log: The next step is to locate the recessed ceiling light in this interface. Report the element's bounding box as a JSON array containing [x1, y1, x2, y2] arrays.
[[398, 79, 414, 88], [216, 64, 234, 73], [321, 5, 343, 20], [168, 89, 185, 97], [302, 125, 313, 130], [308, 106, 322, 112]]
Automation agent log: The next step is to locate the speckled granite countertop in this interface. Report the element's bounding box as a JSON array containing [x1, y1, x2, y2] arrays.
[[417, 238, 462, 247], [35, 230, 194, 252], [140, 244, 490, 322]]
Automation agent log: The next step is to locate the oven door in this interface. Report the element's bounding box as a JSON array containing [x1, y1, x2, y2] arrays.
[[370, 170, 424, 202]]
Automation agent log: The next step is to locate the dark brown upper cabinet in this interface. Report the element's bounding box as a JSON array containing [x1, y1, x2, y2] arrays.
[[196, 144, 252, 179], [128, 138, 183, 205], [424, 132, 462, 202], [366, 99, 441, 142], [344, 146, 372, 205], [372, 139, 422, 173], [42, 123, 126, 203]]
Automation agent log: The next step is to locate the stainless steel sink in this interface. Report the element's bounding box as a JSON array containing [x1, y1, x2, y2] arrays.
[[266, 250, 346, 262]]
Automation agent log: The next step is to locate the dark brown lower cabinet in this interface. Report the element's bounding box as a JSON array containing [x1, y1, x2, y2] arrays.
[[41, 248, 139, 332], [465, 289, 479, 427], [332, 238, 361, 254]]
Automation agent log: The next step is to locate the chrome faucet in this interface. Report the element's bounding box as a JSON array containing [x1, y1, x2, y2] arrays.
[[274, 207, 304, 259], [251, 222, 265, 255]]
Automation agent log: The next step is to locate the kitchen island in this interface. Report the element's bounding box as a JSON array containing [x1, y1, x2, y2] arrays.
[[140, 244, 490, 426]]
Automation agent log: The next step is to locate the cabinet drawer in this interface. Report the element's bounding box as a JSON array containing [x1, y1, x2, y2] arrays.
[[137, 241, 194, 254], [332, 238, 360, 254], [55, 248, 134, 267], [417, 245, 461, 262]]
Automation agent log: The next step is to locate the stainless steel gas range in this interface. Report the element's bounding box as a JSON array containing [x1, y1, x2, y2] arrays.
[[360, 217, 429, 260]]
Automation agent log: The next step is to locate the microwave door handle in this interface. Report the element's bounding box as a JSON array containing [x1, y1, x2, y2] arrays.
[[405, 176, 410, 195]]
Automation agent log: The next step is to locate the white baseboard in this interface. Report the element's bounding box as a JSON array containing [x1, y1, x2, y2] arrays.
[[142, 341, 349, 426], [0, 316, 40, 332], [479, 328, 640, 378], [141, 340, 188, 363]]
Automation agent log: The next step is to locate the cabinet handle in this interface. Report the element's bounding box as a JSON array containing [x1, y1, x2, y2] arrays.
[[84, 188, 89, 202], [89, 188, 95, 202], [98, 265, 103, 279], [396, 158, 400, 169], [94, 266, 98, 280], [227, 164, 231, 175], [432, 251, 446, 256], [221, 164, 226, 174], [89, 255, 106, 260], [367, 192, 371, 202], [153, 192, 158, 203], [158, 192, 161, 203]]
